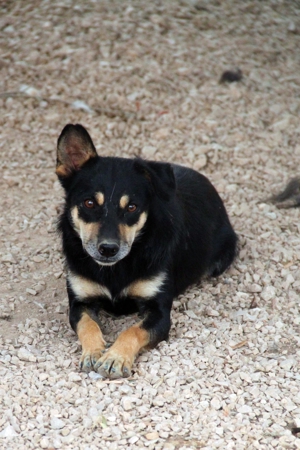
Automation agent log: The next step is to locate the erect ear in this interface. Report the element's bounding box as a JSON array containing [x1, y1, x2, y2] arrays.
[[134, 158, 175, 201], [56, 124, 97, 178]]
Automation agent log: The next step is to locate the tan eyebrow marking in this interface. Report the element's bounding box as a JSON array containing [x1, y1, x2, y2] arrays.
[[95, 192, 105, 206], [119, 195, 129, 209]]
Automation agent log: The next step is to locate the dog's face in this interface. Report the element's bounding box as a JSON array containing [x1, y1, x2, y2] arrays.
[[56, 124, 175, 266], [65, 160, 150, 266]]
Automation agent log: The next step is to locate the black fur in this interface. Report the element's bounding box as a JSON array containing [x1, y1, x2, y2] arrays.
[[56, 124, 238, 372], [270, 177, 300, 208]]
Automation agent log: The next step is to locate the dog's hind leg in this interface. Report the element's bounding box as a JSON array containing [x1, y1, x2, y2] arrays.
[[208, 225, 238, 277]]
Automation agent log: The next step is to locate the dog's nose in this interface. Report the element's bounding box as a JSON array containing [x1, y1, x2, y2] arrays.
[[98, 242, 119, 258]]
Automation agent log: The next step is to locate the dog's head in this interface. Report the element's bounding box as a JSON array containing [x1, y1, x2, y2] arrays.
[[56, 124, 175, 266]]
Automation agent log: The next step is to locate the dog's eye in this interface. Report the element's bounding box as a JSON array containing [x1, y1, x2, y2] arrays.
[[84, 199, 95, 209], [127, 204, 137, 213]]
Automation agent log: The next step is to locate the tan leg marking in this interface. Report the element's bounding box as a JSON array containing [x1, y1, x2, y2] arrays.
[[119, 194, 129, 209], [94, 323, 149, 378], [95, 192, 105, 206], [77, 312, 106, 372]]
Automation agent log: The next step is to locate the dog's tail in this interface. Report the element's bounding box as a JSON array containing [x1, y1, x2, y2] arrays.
[[270, 177, 300, 208]]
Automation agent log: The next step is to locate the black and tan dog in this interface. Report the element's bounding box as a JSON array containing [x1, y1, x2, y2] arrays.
[[56, 124, 238, 378]]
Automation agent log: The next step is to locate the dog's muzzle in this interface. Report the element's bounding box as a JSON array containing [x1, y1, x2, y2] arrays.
[[83, 239, 131, 266]]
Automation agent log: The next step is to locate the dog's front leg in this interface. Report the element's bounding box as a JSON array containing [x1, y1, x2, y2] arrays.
[[75, 309, 106, 372], [94, 298, 172, 379], [68, 289, 106, 372]]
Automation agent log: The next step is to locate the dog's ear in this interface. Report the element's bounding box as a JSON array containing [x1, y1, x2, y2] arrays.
[[134, 159, 175, 201], [56, 124, 97, 178]]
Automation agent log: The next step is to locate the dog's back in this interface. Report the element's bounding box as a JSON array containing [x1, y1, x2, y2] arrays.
[[171, 164, 237, 295]]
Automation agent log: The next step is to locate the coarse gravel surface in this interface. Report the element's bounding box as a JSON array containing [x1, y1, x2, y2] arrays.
[[1, 1, 300, 449]]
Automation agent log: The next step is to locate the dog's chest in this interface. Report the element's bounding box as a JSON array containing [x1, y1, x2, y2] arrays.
[[68, 272, 166, 302]]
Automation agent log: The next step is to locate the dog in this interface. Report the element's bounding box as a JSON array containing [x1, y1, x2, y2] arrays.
[[270, 177, 300, 208], [56, 124, 238, 379]]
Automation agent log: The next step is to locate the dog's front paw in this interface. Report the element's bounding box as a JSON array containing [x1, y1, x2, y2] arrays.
[[80, 348, 105, 373], [94, 349, 132, 379]]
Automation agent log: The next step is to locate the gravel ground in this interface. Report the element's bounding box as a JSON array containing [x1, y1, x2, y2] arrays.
[[1, 1, 300, 449]]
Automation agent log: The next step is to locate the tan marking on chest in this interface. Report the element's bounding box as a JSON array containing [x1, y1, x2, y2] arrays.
[[121, 272, 166, 299], [68, 273, 112, 300]]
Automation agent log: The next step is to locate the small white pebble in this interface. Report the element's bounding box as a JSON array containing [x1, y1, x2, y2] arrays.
[[141, 145, 157, 157], [0, 425, 18, 438], [237, 405, 252, 414], [68, 372, 82, 382], [211, 398, 221, 410], [26, 288, 37, 296], [261, 286, 276, 301], [145, 431, 159, 440], [128, 436, 139, 444], [17, 347, 36, 362], [88, 371, 103, 380], [40, 437, 49, 449], [51, 417, 65, 430], [122, 397, 133, 411], [280, 359, 295, 371], [1, 254, 16, 263]]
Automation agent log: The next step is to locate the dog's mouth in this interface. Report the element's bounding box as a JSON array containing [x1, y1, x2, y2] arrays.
[[95, 258, 119, 266]]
